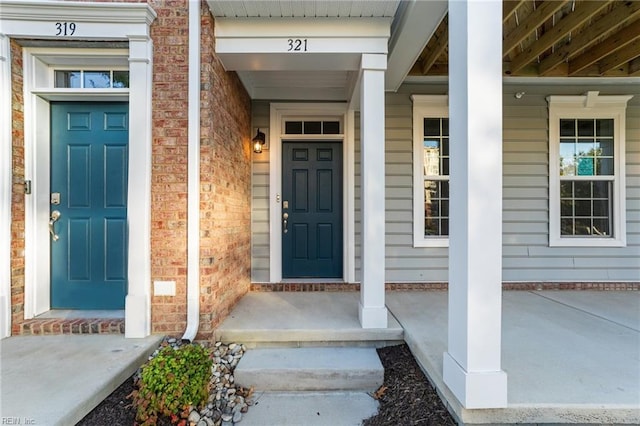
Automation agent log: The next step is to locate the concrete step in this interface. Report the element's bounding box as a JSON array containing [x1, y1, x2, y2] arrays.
[[238, 391, 379, 425], [234, 347, 384, 392]]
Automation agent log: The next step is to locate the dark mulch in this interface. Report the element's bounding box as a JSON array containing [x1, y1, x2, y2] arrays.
[[78, 343, 455, 426], [363, 344, 456, 426]]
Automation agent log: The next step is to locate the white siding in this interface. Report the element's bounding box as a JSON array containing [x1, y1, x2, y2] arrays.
[[250, 83, 640, 283]]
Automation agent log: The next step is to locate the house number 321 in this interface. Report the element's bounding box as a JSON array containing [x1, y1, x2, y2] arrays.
[[287, 39, 308, 52], [55, 22, 76, 36]]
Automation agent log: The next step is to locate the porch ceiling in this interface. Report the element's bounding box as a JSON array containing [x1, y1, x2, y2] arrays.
[[207, 1, 400, 18], [412, 0, 640, 78]]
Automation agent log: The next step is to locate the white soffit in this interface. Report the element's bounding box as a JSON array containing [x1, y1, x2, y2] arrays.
[[207, 1, 400, 18]]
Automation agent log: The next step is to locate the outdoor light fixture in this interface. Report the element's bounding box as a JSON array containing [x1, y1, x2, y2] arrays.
[[514, 91, 526, 99], [253, 128, 266, 153]]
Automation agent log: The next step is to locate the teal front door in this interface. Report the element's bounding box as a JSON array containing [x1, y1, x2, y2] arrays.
[[50, 102, 128, 309], [282, 142, 343, 278]]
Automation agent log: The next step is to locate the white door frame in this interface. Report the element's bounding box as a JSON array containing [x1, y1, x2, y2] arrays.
[[1, 1, 156, 337], [269, 103, 356, 283]]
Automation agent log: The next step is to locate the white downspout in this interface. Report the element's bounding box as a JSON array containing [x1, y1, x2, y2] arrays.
[[182, 0, 200, 342]]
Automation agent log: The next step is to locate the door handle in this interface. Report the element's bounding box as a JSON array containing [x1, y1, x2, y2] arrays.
[[49, 210, 61, 242], [283, 212, 288, 234]]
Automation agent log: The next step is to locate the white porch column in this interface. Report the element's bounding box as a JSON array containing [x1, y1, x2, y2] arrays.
[[125, 36, 154, 338], [358, 54, 388, 329], [0, 33, 12, 338], [443, 0, 507, 409]]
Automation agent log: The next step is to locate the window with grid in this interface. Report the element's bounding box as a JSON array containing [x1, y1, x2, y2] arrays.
[[548, 93, 631, 247], [412, 95, 449, 247], [423, 118, 449, 237], [559, 119, 613, 237]]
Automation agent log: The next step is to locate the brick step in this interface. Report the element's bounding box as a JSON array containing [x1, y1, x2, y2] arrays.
[[17, 318, 125, 335], [234, 347, 384, 392]]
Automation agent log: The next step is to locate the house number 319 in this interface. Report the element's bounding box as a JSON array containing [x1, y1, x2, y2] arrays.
[[287, 39, 308, 52], [55, 22, 76, 36]]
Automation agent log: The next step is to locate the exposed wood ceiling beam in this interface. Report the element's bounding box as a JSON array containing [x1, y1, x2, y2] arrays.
[[509, 1, 610, 74], [569, 22, 640, 75], [503, 0, 526, 22], [539, 1, 640, 75], [598, 38, 640, 75], [420, 16, 448, 75], [630, 57, 640, 77], [503, 0, 568, 56]]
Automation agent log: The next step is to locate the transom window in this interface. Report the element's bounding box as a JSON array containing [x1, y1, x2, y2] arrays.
[[54, 69, 129, 89], [284, 120, 341, 135], [548, 92, 631, 247], [412, 95, 449, 247]]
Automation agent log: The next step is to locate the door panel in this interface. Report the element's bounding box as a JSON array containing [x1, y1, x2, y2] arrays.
[[282, 142, 343, 278], [50, 102, 128, 309]]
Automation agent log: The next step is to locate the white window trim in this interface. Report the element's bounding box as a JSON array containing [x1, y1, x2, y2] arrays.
[[547, 92, 632, 247], [411, 94, 449, 248]]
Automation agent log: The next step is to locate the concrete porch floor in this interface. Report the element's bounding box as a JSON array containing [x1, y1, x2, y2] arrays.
[[218, 290, 640, 425], [0, 291, 637, 425], [0, 334, 163, 425]]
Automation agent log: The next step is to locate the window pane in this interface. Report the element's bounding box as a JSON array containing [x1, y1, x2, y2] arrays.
[[596, 158, 614, 176], [592, 200, 609, 217], [442, 119, 449, 136], [574, 219, 591, 235], [596, 119, 613, 137], [84, 71, 111, 88], [577, 119, 594, 137], [560, 181, 572, 198], [574, 200, 591, 217], [442, 138, 449, 156], [304, 121, 322, 134], [559, 140, 575, 176], [592, 219, 610, 236], [596, 139, 613, 157], [285, 121, 302, 134], [592, 181, 610, 198], [574, 181, 591, 198], [561, 200, 573, 216], [323, 121, 340, 134], [442, 158, 449, 176], [423, 140, 440, 175], [561, 218, 574, 236], [54, 70, 81, 88], [576, 157, 594, 176], [424, 118, 440, 136], [112, 71, 129, 88], [575, 141, 594, 157], [560, 119, 575, 136], [440, 219, 449, 235]]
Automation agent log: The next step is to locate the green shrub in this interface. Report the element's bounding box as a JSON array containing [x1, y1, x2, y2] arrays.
[[132, 344, 212, 425]]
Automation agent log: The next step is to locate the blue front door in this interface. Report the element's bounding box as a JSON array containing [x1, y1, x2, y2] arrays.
[[50, 102, 128, 309], [282, 142, 343, 278]]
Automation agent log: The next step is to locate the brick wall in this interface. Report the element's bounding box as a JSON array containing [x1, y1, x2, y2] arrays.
[[8, 0, 251, 338], [10, 39, 25, 335], [197, 3, 252, 340], [148, 0, 190, 336], [148, 0, 252, 339]]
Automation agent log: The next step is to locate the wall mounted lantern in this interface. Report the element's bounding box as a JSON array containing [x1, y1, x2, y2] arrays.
[[252, 128, 266, 153]]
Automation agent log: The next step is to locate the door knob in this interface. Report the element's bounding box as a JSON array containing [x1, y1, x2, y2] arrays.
[[283, 212, 289, 234], [49, 210, 61, 242]]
